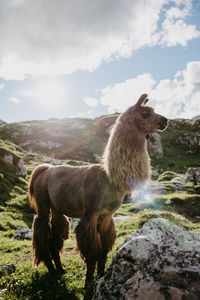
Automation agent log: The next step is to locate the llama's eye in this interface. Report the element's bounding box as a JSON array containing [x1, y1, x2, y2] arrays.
[[141, 112, 150, 119]]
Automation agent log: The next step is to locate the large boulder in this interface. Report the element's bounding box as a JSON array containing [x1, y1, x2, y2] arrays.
[[93, 218, 200, 300]]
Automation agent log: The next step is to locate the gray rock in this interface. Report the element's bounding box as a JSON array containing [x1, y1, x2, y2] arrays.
[[3, 154, 13, 164], [14, 226, 32, 240], [148, 133, 164, 157], [16, 158, 27, 177], [69, 218, 80, 230], [113, 215, 130, 223], [93, 218, 200, 300], [185, 167, 200, 185], [1, 264, 16, 275], [50, 158, 61, 165], [151, 167, 159, 179]]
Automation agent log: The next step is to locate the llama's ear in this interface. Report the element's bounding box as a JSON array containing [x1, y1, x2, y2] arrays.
[[136, 94, 148, 107]]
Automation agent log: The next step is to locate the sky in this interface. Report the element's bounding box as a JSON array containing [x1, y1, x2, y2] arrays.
[[0, 0, 200, 123]]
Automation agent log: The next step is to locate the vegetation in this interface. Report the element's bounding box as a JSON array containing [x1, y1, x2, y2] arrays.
[[0, 117, 200, 299]]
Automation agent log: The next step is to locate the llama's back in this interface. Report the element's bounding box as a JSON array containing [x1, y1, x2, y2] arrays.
[[46, 163, 124, 217], [46, 164, 107, 217]]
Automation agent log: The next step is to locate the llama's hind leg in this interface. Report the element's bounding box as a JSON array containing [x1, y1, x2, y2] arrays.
[[32, 215, 56, 274], [50, 212, 70, 274], [97, 215, 116, 278], [75, 215, 102, 288]]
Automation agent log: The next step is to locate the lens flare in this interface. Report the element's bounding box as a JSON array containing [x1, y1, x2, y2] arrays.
[[130, 181, 163, 210]]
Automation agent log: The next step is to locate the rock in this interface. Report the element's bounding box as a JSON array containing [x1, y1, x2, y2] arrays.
[[169, 195, 200, 220], [157, 171, 178, 182], [1, 264, 16, 275], [14, 226, 32, 240], [93, 218, 200, 300], [113, 215, 130, 223], [185, 167, 200, 185], [148, 133, 164, 157], [16, 158, 27, 177], [151, 167, 159, 179], [50, 158, 61, 165], [69, 218, 80, 230], [177, 133, 200, 147], [3, 154, 13, 164]]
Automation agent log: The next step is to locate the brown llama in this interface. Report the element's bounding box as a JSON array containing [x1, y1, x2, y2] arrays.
[[28, 94, 168, 287]]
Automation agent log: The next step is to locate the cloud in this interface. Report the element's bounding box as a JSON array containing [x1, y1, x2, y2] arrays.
[[99, 61, 200, 119], [100, 74, 156, 113], [0, 0, 199, 79], [0, 84, 4, 90], [9, 97, 20, 104], [159, 19, 200, 47], [83, 97, 98, 108]]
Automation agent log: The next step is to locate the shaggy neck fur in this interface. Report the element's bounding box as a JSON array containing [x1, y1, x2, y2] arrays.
[[103, 110, 151, 192]]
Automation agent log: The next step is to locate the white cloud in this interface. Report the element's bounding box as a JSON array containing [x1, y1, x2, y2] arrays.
[[83, 97, 98, 108], [99, 61, 200, 119], [160, 19, 200, 47], [0, 0, 199, 79], [0, 84, 4, 90], [9, 97, 20, 104], [159, 0, 200, 46], [100, 74, 156, 112]]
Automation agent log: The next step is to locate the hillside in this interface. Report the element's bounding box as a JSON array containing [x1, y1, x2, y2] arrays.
[[0, 115, 200, 299], [0, 116, 200, 175]]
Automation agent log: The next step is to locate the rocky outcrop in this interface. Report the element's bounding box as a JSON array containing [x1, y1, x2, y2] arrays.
[[2, 154, 27, 178], [148, 133, 164, 157], [93, 218, 200, 300]]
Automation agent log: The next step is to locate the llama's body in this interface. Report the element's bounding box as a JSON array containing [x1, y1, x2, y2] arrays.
[[30, 164, 124, 218], [29, 94, 168, 287]]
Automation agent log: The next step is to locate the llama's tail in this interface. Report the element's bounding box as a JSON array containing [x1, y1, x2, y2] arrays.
[[28, 164, 51, 210]]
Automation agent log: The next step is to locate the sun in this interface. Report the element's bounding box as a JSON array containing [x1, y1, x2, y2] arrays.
[[33, 80, 65, 107]]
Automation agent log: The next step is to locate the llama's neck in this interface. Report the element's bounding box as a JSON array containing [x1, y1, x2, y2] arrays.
[[103, 119, 151, 192]]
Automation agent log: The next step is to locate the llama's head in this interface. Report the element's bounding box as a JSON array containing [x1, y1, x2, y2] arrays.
[[130, 93, 168, 134]]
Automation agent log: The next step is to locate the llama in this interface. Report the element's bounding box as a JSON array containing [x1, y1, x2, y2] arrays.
[[28, 94, 168, 287]]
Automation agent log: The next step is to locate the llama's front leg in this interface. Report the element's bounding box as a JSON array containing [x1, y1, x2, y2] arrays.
[[97, 215, 116, 278], [75, 214, 102, 288]]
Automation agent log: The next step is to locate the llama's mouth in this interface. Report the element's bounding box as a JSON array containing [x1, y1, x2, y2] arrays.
[[157, 117, 168, 131]]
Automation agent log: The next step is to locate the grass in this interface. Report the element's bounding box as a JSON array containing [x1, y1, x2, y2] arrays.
[[0, 143, 200, 299], [1, 199, 199, 299]]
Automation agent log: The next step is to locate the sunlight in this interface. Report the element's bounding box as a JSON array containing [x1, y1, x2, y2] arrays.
[[33, 80, 65, 107]]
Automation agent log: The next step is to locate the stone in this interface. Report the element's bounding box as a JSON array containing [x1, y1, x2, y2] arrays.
[[14, 226, 32, 240], [16, 158, 27, 177], [69, 218, 80, 230], [3, 154, 13, 164], [157, 171, 178, 182], [50, 158, 61, 165], [185, 167, 200, 185], [93, 218, 200, 300], [148, 133, 164, 157], [1, 264, 16, 275], [113, 215, 130, 223], [151, 167, 159, 179]]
